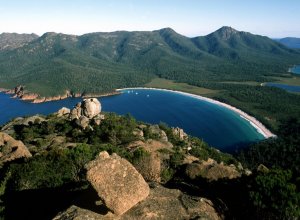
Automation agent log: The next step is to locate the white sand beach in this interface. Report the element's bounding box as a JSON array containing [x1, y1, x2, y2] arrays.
[[116, 87, 276, 139]]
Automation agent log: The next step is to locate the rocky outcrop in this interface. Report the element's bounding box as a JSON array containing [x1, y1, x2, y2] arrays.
[[6, 85, 24, 97], [86, 151, 150, 215], [66, 98, 103, 128], [3, 84, 121, 104], [172, 127, 188, 140], [54, 184, 222, 220], [53, 205, 114, 220], [75, 116, 90, 129], [92, 114, 105, 125], [135, 151, 161, 182], [257, 164, 269, 173], [182, 155, 199, 164], [148, 125, 168, 142], [123, 184, 221, 220], [1, 115, 45, 136], [185, 158, 241, 181], [57, 107, 71, 117], [32, 97, 46, 103], [0, 132, 32, 164], [129, 139, 173, 183], [20, 93, 39, 100], [70, 98, 101, 120]]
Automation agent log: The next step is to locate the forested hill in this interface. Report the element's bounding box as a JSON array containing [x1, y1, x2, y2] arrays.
[[0, 26, 299, 96]]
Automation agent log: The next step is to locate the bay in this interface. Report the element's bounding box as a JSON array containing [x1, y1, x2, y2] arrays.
[[0, 89, 265, 151]]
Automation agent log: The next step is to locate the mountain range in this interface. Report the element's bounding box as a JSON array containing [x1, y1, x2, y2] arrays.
[[0, 26, 299, 97]]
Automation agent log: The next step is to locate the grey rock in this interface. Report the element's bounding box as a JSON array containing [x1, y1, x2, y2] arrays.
[[82, 98, 101, 119]]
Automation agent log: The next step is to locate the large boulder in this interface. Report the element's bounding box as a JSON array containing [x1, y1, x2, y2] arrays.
[[69, 98, 103, 127], [82, 98, 101, 118], [0, 132, 32, 164], [86, 151, 150, 215]]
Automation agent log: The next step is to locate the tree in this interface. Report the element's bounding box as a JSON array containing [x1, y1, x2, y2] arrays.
[[249, 169, 300, 220]]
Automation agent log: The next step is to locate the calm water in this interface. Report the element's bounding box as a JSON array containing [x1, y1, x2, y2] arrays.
[[265, 83, 300, 92], [290, 65, 300, 74], [0, 89, 265, 151]]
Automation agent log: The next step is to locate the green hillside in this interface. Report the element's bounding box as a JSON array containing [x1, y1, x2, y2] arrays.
[[0, 27, 299, 96]]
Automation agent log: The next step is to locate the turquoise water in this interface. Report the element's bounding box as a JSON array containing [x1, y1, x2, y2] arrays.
[[0, 89, 265, 151], [290, 65, 300, 74], [265, 83, 300, 92]]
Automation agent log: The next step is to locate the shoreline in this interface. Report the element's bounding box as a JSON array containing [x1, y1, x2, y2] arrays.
[[116, 87, 276, 139], [0, 88, 121, 103]]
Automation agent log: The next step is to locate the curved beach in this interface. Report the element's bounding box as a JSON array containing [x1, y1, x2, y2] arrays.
[[116, 87, 276, 139]]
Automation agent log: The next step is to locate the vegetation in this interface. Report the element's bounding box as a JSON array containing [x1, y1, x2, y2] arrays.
[[270, 75, 300, 86], [145, 78, 218, 97], [249, 169, 300, 219], [232, 117, 300, 219], [0, 27, 300, 97]]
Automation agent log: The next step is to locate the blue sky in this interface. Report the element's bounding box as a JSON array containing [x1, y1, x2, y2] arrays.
[[0, 0, 299, 37]]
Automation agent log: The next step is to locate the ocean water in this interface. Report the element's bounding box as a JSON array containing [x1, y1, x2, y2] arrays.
[[265, 83, 300, 92], [0, 89, 265, 151]]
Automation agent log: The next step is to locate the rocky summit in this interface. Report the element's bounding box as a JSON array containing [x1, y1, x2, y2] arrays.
[[54, 184, 221, 220], [0, 98, 262, 220]]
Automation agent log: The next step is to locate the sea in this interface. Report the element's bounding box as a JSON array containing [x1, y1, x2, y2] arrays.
[[0, 89, 265, 152]]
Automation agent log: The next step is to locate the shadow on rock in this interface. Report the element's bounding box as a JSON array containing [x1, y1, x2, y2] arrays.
[[2, 184, 108, 220]]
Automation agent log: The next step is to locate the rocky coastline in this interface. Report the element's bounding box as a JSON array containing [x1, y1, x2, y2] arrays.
[[0, 85, 120, 103]]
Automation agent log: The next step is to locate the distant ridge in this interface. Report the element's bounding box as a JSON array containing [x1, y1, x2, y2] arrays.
[[0, 33, 38, 50], [275, 37, 300, 49], [0, 26, 299, 97]]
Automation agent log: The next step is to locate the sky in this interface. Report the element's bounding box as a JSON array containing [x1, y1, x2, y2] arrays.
[[0, 0, 299, 38]]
